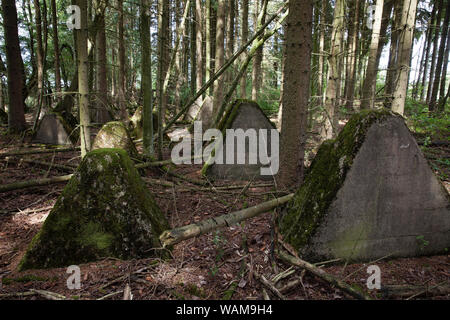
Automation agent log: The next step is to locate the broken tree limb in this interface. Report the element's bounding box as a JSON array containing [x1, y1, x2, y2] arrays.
[[276, 249, 371, 300], [160, 194, 294, 247], [0, 175, 73, 193]]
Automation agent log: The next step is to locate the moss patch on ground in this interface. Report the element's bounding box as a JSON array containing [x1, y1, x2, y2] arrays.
[[278, 109, 402, 253], [18, 148, 170, 271]]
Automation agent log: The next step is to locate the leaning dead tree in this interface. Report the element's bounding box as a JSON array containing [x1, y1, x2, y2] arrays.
[[160, 194, 294, 247]]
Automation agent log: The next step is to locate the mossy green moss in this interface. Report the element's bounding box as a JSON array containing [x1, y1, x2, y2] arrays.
[[18, 148, 170, 271], [278, 109, 402, 253]]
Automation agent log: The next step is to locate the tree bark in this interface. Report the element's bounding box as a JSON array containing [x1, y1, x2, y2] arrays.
[[51, 0, 62, 103], [141, 0, 153, 156], [345, 0, 360, 110], [391, 0, 418, 115], [278, 0, 312, 187], [429, 0, 449, 111], [95, 0, 110, 124], [212, 0, 226, 118], [251, 0, 268, 101], [240, 0, 249, 98], [118, 0, 127, 120], [322, 0, 345, 139], [426, 0, 444, 104], [76, 0, 91, 158], [419, 3, 437, 101], [1, 0, 27, 132]]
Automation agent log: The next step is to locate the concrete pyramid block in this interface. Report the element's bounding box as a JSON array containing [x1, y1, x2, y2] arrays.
[[202, 100, 278, 181], [32, 113, 76, 145], [18, 149, 170, 270], [278, 110, 450, 262]]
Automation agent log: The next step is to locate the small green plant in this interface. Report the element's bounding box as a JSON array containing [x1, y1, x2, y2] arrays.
[[209, 231, 227, 277], [416, 235, 429, 251]]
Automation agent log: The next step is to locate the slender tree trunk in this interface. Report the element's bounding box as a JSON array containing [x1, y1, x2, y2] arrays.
[[212, 0, 226, 117], [205, 0, 212, 94], [1, 0, 26, 132], [391, 0, 418, 115], [439, 22, 450, 102], [240, 0, 249, 98], [226, 0, 236, 93], [51, 0, 61, 104], [251, 0, 268, 101], [426, 0, 444, 104], [189, 1, 196, 96], [76, 0, 91, 158], [419, 4, 437, 101], [384, 0, 403, 105], [195, 0, 203, 104], [95, 0, 110, 124], [117, 0, 127, 120], [157, 0, 170, 159], [32, 0, 45, 130], [430, 0, 449, 111], [345, 0, 360, 110], [322, 0, 344, 139], [141, 0, 153, 156], [279, 0, 312, 187]]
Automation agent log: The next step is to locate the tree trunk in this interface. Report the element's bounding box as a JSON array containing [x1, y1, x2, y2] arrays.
[[76, 0, 91, 158], [1, 0, 26, 132], [33, 0, 45, 130], [426, 0, 444, 105], [212, 0, 226, 117], [345, 0, 360, 110], [429, 0, 449, 111], [251, 0, 268, 101], [226, 0, 236, 93], [141, 0, 153, 156], [391, 0, 418, 115], [361, 0, 392, 109], [322, 0, 345, 139], [240, 0, 249, 98], [419, 3, 437, 101], [278, 0, 313, 187], [118, 0, 127, 120], [205, 0, 211, 94], [195, 0, 203, 104], [439, 21, 450, 103], [384, 0, 403, 105], [51, 0, 61, 103], [95, 0, 110, 124]]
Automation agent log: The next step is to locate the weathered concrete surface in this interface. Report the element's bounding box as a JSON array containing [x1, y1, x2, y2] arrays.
[[18, 149, 170, 270], [128, 106, 158, 140], [32, 113, 74, 145], [92, 121, 139, 158], [278, 110, 450, 262], [203, 100, 278, 181]]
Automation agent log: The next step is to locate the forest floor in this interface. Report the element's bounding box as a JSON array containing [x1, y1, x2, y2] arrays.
[[0, 114, 449, 300]]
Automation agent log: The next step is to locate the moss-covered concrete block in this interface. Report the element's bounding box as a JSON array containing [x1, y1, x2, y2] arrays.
[[128, 106, 159, 140], [18, 148, 170, 270], [92, 121, 139, 159], [278, 110, 450, 262]]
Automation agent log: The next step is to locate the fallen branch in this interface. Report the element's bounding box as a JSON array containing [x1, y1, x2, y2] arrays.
[[0, 147, 80, 158], [0, 175, 73, 194], [255, 273, 285, 300], [276, 249, 371, 300], [381, 283, 450, 299], [14, 158, 75, 173], [160, 194, 294, 247], [29, 289, 66, 300]]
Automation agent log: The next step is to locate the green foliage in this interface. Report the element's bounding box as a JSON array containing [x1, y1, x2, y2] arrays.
[[405, 98, 450, 141]]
